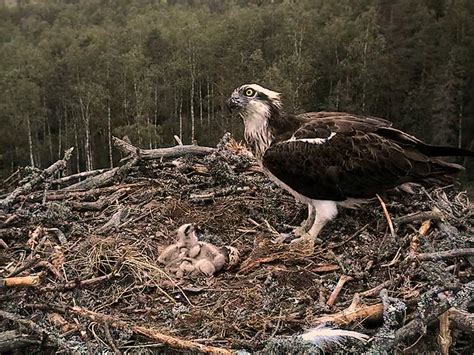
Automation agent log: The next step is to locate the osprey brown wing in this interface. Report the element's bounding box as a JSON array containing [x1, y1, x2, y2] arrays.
[[263, 116, 461, 201]]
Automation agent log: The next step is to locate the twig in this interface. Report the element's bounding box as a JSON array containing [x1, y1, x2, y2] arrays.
[[29, 304, 233, 354], [360, 277, 402, 298], [376, 195, 396, 239], [326, 275, 353, 306], [103, 322, 122, 355], [40, 259, 122, 292], [395, 210, 443, 226], [413, 248, 474, 261]]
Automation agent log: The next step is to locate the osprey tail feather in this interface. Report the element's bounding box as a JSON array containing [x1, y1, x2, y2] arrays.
[[300, 325, 369, 349]]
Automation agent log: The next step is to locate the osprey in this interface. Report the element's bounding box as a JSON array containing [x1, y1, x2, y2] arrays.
[[227, 84, 474, 246]]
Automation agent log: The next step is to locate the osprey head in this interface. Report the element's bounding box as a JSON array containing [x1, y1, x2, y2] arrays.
[[227, 84, 282, 158], [226, 84, 282, 118]]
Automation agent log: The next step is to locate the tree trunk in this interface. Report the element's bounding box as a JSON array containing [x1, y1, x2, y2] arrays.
[[79, 96, 93, 171], [26, 115, 34, 167], [107, 104, 113, 168], [199, 79, 203, 126], [207, 76, 211, 126], [190, 64, 195, 143], [154, 82, 159, 148], [74, 118, 80, 173], [57, 111, 62, 160], [179, 93, 183, 142]]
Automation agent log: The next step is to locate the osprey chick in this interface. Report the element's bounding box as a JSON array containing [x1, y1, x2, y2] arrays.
[[227, 84, 474, 246]]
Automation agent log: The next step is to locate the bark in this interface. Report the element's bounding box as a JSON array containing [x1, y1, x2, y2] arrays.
[[79, 96, 93, 171], [26, 114, 35, 167], [112, 136, 214, 160], [108, 104, 113, 168], [179, 93, 183, 141], [190, 46, 196, 143], [207, 76, 211, 126]]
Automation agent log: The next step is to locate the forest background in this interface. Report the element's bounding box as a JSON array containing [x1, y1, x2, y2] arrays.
[[0, 0, 473, 186]]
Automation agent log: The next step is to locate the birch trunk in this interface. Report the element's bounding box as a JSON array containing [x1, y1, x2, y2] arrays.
[[190, 52, 195, 144], [199, 79, 203, 126], [179, 94, 183, 142], [207, 77, 211, 126], [57, 111, 62, 159], [79, 96, 93, 171], [107, 104, 113, 168], [26, 115, 34, 167]]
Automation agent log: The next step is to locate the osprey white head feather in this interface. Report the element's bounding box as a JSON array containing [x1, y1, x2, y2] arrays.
[[227, 84, 282, 158]]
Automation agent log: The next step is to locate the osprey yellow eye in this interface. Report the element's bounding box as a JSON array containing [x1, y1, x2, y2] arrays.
[[244, 88, 255, 97]]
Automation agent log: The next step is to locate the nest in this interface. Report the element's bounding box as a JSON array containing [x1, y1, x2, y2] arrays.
[[0, 135, 472, 354]]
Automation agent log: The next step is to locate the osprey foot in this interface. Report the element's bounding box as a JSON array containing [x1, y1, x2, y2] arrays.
[[289, 234, 317, 253]]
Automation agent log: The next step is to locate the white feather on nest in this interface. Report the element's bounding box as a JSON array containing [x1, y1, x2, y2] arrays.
[[300, 325, 370, 349]]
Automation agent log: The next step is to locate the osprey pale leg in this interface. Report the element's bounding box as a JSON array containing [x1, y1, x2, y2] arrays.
[[227, 84, 474, 245]]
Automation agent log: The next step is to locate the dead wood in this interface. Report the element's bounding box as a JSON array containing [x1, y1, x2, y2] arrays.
[[413, 248, 474, 261], [312, 302, 384, 326], [326, 275, 353, 306], [51, 168, 110, 186], [1, 275, 41, 288], [373, 280, 473, 352], [113, 136, 215, 160], [0, 330, 41, 352], [27, 304, 233, 354], [0, 227, 22, 239], [449, 309, 474, 333], [0, 148, 74, 210], [0, 309, 74, 353], [64, 156, 139, 191], [7, 254, 41, 277], [395, 210, 443, 225]]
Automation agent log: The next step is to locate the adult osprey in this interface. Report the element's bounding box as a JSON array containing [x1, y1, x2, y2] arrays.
[[227, 84, 474, 245]]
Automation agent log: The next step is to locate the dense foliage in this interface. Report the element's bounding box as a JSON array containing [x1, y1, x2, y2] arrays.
[[0, 0, 473, 178]]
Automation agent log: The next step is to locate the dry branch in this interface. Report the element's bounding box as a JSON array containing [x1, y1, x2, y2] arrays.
[[395, 210, 443, 225], [1, 275, 40, 288], [64, 156, 139, 191], [313, 303, 384, 326], [0, 148, 74, 210], [113, 136, 215, 160], [51, 168, 110, 186], [29, 304, 233, 354], [449, 309, 474, 333], [326, 275, 353, 306], [413, 248, 474, 261]]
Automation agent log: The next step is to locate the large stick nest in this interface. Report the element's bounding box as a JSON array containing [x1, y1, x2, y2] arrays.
[[0, 134, 472, 354]]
